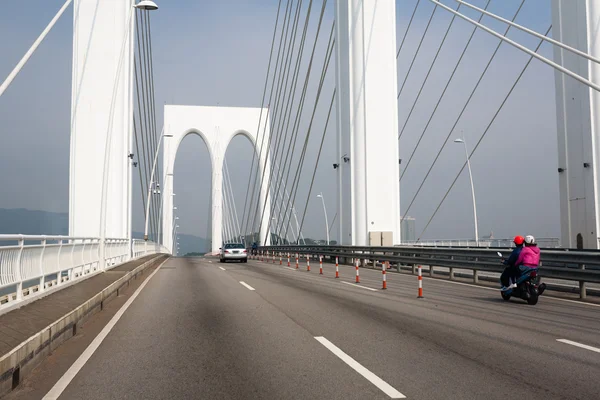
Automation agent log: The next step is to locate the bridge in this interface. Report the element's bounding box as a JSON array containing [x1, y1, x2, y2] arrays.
[[1, 0, 600, 399]]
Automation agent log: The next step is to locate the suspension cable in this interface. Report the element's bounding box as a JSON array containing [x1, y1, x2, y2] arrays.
[[397, 2, 439, 100], [240, 0, 283, 243], [279, 27, 335, 241], [417, 25, 552, 240], [296, 88, 336, 237], [242, 0, 293, 241], [255, 5, 331, 243], [401, 0, 526, 221], [396, 0, 422, 60], [397, 0, 487, 140], [254, 0, 315, 238]]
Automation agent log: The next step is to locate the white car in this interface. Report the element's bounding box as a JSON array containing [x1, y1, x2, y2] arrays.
[[219, 243, 248, 263]]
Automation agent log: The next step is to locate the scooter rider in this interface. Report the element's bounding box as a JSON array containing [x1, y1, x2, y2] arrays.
[[500, 235, 524, 291], [514, 235, 540, 274]]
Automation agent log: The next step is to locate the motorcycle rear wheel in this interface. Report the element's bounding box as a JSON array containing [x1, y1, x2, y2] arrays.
[[527, 294, 539, 305], [501, 292, 511, 301]]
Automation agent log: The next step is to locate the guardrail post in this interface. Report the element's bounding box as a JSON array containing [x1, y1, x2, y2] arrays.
[[473, 256, 479, 283], [70, 239, 76, 279], [56, 239, 63, 286], [430, 264, 434, 278], [15, 237, 24, 301], [580, 263, 587, 299], [38, 237, 46, 293]]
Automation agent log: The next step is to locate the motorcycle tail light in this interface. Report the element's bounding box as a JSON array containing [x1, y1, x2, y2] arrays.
[[530, 270, 537, 278]]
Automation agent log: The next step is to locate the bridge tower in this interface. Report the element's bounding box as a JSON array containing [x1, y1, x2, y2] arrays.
[[334, 0, 401, 246], [69, 0, 134, 240], [162, 105, 272, 254], [552, 1, 600, 249]]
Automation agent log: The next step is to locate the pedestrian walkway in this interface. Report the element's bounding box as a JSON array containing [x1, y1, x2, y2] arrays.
[[0, 255, 166, 358]]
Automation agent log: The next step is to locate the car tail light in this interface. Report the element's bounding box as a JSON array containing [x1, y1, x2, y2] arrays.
[[243, 249, 247, 253], [225, 250, 230, 254]]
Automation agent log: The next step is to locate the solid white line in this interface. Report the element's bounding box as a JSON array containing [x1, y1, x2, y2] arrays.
[[418, 274, 600, 308], [239, 281, 255, 291], [557, 339, 600, 354], [342, 281, 378, 292], [219, 266, 226, 271], [284, 266, 296, 271], [315, 336, 405, 399], [42, 258, 167, 400]]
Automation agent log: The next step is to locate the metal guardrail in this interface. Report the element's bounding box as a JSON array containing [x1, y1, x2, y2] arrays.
[[400, 237, 561, 248], [0, 235, 168, 311], [259, 245, 600, 299]]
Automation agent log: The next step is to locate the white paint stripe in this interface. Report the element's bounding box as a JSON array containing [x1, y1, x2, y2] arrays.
[[557, 339, 600, 353], [342, 281, 378, 292], [284, 266, 296, 271], [315, 336, 405, 399], [219, 266, 226, 271], [239, 281, 255, 291], [419, 274, 600, 308], [43, 258, 168, 400]]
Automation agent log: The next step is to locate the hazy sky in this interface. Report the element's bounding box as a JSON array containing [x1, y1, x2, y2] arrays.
[[0, 0, 565, 243]]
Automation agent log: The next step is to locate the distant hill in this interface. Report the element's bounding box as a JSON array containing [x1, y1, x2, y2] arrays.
[[0, 208, 209, 255]]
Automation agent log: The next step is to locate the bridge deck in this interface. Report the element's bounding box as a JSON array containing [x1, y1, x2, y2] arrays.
[[5, 256, 600, 399], [0, 255, 159, 358]]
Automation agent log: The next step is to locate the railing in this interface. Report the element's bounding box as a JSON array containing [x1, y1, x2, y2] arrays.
[[400, 237, 561, 248], [259, 245, 600, 299], [0, 235, 169, 311]]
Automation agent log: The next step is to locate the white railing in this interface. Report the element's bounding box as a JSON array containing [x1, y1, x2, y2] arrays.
[[401, 237, 561, 248], [0, 235, 168, 311]]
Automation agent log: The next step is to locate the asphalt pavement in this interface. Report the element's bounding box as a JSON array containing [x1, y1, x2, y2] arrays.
[[6, 256, 600, 399]]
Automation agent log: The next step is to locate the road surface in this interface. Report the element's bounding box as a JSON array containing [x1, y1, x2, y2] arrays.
[[7, 256, 600, 399]]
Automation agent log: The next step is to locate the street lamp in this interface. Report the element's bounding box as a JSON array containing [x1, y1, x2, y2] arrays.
[[454, 135, 479, 246], [134, 1, 159, 10], [316, 193, 329, 245], [144, 129, 173, 241]]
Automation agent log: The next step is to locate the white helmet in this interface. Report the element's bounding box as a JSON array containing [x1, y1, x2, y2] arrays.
[[524, 235, 535, 245]]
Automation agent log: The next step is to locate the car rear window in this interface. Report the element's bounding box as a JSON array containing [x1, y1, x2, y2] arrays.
[[224, 243, 245, 249]]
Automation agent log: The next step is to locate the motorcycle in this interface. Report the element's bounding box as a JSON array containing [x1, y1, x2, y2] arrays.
[[497, 251, 546, 305]]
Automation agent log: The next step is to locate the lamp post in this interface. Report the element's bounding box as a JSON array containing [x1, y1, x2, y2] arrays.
[[454, 135, 479, 246], [316, 193, 329, 245], [144, 129, 172, 241]]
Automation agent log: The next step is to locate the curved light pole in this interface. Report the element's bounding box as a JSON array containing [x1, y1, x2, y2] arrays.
[[317, 193, 329, 245], [144, 129, 172, 240], [454, 135, 479, 246]]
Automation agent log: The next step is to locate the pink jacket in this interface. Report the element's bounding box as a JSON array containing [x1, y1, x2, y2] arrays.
[[515, 245, 540, 267]]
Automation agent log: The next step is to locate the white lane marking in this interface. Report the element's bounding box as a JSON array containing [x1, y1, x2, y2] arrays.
[[209, 261, 213, 263], [219, 266, 226, 271], [43, 258, 168, 400], [342, 281, 378, 292], [284, 266, 296, 271], [315, 336, 405, 399], [392, 270, 600, 308], [557, 339, 600, 354], [239, 281, 255, 291]]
